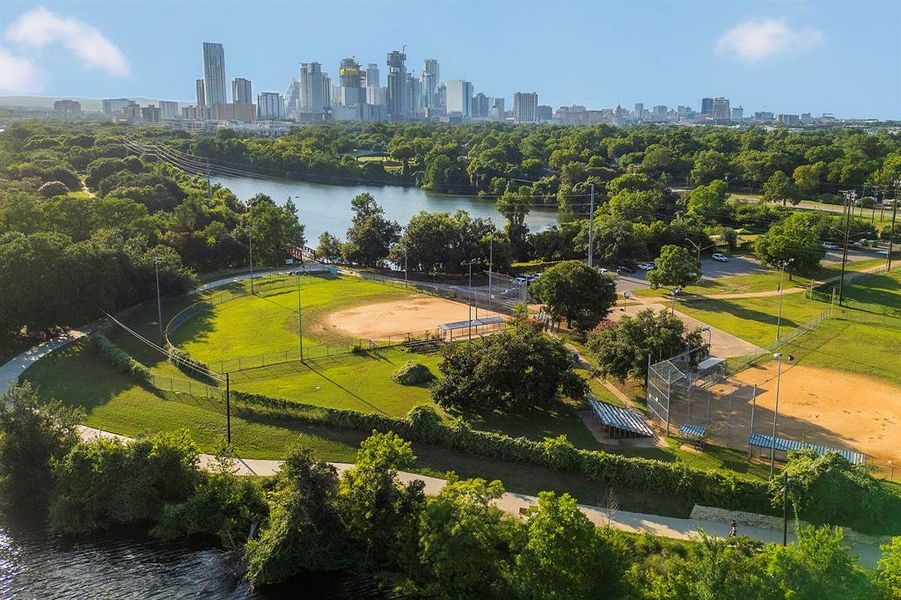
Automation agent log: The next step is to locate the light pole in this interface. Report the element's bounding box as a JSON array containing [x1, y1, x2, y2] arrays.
[[770, 352, 795, 476], [685, 237, 717, 274], [775, 258, 794, 343], [622, 290, 633, 311], [247, 221, 255, 295], [154, 258, 163, 344], [781, 471, 792, 546], [670, 286, 682, 314], [296, 275, 304, 361], [462, 258, 480, 340], [488, 236, 494, 311], [701, 325, 712, 348]]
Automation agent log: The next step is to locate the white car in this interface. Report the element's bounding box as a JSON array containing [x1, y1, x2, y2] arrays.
[[711, 253, 729, 262], [598, 268, 609, 274], [822, 242, 839, 251], [638, 262, 656, 271], [877, 249, 890, 256]]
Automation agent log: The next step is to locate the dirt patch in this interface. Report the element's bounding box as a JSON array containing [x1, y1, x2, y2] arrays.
[[734, 363, 901, 466], [327, 296, 504, 340]]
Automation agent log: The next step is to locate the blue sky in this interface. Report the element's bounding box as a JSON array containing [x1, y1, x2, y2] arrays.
[[1, 1, 899, 118]]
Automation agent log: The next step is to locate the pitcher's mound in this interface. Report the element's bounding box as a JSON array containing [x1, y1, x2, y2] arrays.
[[328, 297, 504, 339]]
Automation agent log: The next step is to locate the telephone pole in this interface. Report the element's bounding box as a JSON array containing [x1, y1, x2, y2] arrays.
[[837, 190, 855, 305], [888, 180, 898, 272], [587, 183, 596, 268]]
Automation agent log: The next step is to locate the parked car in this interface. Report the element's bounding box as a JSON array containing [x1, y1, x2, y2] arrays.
[[598, 267, 609, 274], [711, 253, 729, 262], [616, 265, 635, 274], [822, 242, 839, 251], [877, 249, 890, 256], [638, 262, 656, 271]]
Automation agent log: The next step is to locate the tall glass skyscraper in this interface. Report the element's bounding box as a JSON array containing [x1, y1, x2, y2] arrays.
[[202, 42, 227, 106], [421, 59, 439, 109], [386, 50, 406, 118]]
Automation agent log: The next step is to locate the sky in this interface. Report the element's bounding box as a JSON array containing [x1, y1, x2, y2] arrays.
[[1, 1, 899, 119]]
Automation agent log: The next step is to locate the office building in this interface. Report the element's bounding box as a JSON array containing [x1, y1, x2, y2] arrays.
[[232, 78, 253, 104], [701, 97, 714, 115], [367, 86, 387, 106], [490, 97, 505, 121], [472, 92, 489, 118], [652, 105, 668, 121], [258, 92, 284, 119], [777, 113, 801, 127], [403, 72, 421, 116], [537, 105, 553, 121], [633, 102, 644, 120], [211, 102, 256, 122], [731, 106, 744, 121], [53, 100, 81, 118], [421, 59, 439, 109], [123, 103, 141, 122], [513, 92, 539, 123], [159, 101, 179, 119], [339, 58, 365, 111], [300, 62, 330, 118], [386, 50, 407, 118], [141, 105, 162, 123], [195, 79, 205, 107], [365, 63, 380, 88], [284, 79, 300, 116], [445, 79, 473, 118], [202, 42, 227, 106], [712, 97, 730, 121], [437, 83, 447, 113], [102, 98, 132, 114], [754, 111, 775, 121]]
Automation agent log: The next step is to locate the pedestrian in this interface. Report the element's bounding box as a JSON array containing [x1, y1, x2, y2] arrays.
[[729, 520, 737, 537]]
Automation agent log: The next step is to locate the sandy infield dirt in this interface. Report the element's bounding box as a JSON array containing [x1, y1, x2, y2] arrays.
[[734, 363, 901, 465], [327, 297, 504, 339]]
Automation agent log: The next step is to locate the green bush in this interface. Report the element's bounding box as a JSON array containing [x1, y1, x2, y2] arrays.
[[89, 333, 152, 384], [392, 361, 435, 385], [166, 345, 215, 383]]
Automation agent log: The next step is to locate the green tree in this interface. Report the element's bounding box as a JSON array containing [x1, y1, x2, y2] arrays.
[[432, 320, 587, 409], [876, 537, 901, 600], [578, 215, 648, 265], [511, 492, 614, 599], [605, 189, 663, 225], [587, 308, 708, 380], [647, 245, 701, 289], [315, 231, 342, 263], [689, 149, 730, 186], [416, 477, 514, 598], [793, 162, 827, 197], [529, 260, 616, 329], [755, 220, 824, 279], [686, 179, 730, 223], [38, 180, 70, 198], [246, 193, 305, 266], [497, 188, 531, 259], [0, 383, 82, 514], [344, 193, 400, 267], [763, 170, 800, 206]]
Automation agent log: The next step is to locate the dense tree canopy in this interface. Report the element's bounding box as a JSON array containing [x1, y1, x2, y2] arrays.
[[529, 260, 616, 329]]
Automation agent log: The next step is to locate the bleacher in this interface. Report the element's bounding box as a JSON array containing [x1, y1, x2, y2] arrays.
[[748, 433, 866, 465], [679, 423, 707, 447], [438, 316, 505, 331], [403, 339, 444, 353], [588, 397, 655, 438]]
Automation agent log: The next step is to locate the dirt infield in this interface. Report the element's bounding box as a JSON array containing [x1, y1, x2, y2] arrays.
[[734, 363, 901, 465], [327, 296, 504, 340]]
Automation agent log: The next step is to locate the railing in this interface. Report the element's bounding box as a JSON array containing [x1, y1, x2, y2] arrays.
[[726, 309, 832, 375]]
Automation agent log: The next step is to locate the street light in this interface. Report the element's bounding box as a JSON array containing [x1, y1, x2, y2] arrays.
[[462, 258, 481, 340], [670, 286, 682, 314], [154, 258, 163, 344], [701, 325, 712, 347], [770, 352, 795, 476], [775, 258, 794, 342], [622, 290, 633, 311]]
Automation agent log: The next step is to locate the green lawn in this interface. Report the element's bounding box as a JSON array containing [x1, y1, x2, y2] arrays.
[[621, 437, 773, 481]]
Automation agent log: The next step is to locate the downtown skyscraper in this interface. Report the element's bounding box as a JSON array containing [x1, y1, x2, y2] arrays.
[[386, 50, 406, 119], [300, 62, 330, 118], [202, 42, 227, 106], [421, 59, 440, 110]]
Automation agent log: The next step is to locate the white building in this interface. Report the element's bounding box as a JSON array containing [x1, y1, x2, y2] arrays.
[[159, 100, 179, 119], [257, 92, 284, 120], [445, 79, 473, 118], [513, 91, 538, 123]]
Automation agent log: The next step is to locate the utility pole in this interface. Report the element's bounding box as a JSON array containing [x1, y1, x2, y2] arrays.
[[488, 237, 493, 311], [296, 275, 304, 361], [225, 373, 232, 444], [888, 180, 899, 272], [770, 353, 794, 476], [587, 183, 596, 268], [154, 258, 163, 344], [837, 190, 855, 305], [462, 258, 479, 340]]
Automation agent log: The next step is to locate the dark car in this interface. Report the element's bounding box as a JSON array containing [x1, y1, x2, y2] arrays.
[[616, 265, 635, 274]]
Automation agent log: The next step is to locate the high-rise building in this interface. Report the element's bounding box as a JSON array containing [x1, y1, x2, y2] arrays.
[[537, 105, 553, 121], [472, 93, 489, 118], [421, 59, 439, 109], [141, 105, 161, 123], [232, 78, 252, 104], [445, 80, 473, 118], [202, 42, 227, 106], [102, 98, 132, 114], [195, 80, 206, 107], [490, 97, 505, 121], [513, 92, 538, 123], [731, 106, 744, 121], [386, 50, 407, 118], [403, 72, 421, 116], [159, 101, 179, 119], [701, 97, 714, 115], [652, 105, 668, 121], [633, 102, 644, 120], [753, 111, 775, 121], [712, 97, 730, 121], [339, 58, 365, 111], [53, 100, 81, 118], [777, 113, 801, 127], [367, 86, 387, 106], [365, 63, 380, 88], [258, 92, 284, 119], [284, 79, 300, 116], [300, 62, 329, 118]]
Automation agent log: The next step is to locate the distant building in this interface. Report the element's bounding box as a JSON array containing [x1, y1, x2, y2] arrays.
[[232, 78, 253, 104], [800, 112, 813, 123], [701, 97, 714, 115], [181, 105, 209, 120], [202, 42, 227, 106], [537, 105, 553, 121], [211, 103, 256, 122], [386, 50, 407, 119], [445, 80, 473, 118], [102, 98, 131, 114], [300, 62, 330, 118], [284, 79, 300, 116], [712, 97, 730, 121], [753, 111, 775, 121], [365, 63, 380, 88], [195, 79, 206, 107], [403, 72, 421, 117], [53, 100, 82, 119], [513, 92, 539, 123], [141, 105, 162, 123], [472, 92, 490, 118], [367, 86, 387, 106], [159, 101, 179, 119], [257, 92, 284, 119], [338, 58, 365, 119], [652, 105, 668, 121], [421, 59, 440, 110], [123, 102, 141, 122], [633, 102, 644, 120], [490, 97, 505, 121], [777, 113, 801, 127], [730, 106, 744, 121]]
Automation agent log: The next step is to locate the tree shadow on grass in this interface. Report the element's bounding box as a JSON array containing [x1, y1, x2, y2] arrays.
[[683, 298, 802, 329]]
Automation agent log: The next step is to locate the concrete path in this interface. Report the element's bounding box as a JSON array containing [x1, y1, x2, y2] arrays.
[[75, 425, 884, 567]]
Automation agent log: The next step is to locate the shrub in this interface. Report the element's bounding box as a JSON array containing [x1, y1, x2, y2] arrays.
[[392, 361, 435, 385], [38, 180, 70, 197], [89, 333, 152, 384], [406, 405, 445, 443], [167, 345, 215, 383]]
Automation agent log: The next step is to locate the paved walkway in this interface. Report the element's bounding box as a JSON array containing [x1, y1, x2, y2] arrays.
[[76, 425, 884, 567]]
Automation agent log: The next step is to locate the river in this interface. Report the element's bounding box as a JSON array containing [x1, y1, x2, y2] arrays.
[[0, 519, 395, 599], [212, 176, 562, 242]]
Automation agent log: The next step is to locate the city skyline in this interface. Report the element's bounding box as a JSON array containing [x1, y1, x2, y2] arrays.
[[1, 1, 899, 119]]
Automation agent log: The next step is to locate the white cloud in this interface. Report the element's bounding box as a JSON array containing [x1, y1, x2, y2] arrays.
[[0, 49, 46, 93], [4, 7, 129, 77], [716, 18, 824, 63]]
